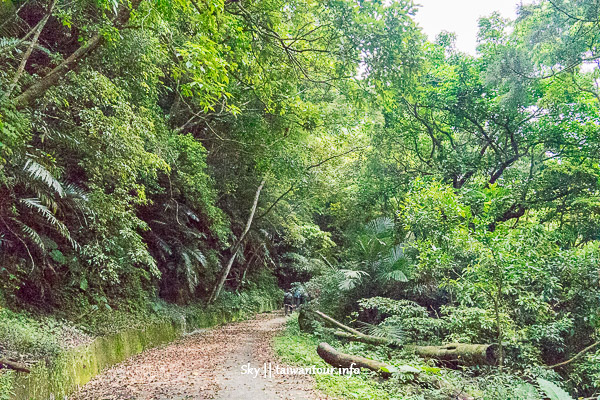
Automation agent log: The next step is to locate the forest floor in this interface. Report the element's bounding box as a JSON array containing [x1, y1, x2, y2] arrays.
[[70, 311, 328, 400]]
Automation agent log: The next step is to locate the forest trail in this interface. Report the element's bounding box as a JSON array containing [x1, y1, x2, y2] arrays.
[[70, 311, 325, 400]]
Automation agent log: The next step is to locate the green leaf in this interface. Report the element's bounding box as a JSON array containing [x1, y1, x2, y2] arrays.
[[79, 278, 88, 291], [49, 249, 67, 265], [418, 366, 441, 374], [396, 365, 420, 374], [379, 365, 398, 374], [536, 378, 574, 400], [513, 383, 540, 400]]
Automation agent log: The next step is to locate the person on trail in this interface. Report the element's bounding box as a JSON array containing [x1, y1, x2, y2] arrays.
[[293, 287, 302, 307], [284, 291, 294, 315]]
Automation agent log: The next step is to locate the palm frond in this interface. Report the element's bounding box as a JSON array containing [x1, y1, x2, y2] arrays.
[[12, 219, 45, 253], [387, 244, 405, 264], [64, 183, 89, 202], [357, 321, 405, 344], [189, 248, 206, 267], [366, 216, 393, 235], [379, 269, 408, 283], [180, 251, 199, 291]]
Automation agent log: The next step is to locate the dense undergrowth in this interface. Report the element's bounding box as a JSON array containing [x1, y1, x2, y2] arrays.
[[276, 315, 573, 400]]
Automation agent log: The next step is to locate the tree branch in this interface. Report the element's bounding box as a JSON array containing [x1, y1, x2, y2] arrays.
[[3, 0, 57, 101], [550, 341, 600, 369], [257, 146, 363, 220], [209, 177, 266, 303]]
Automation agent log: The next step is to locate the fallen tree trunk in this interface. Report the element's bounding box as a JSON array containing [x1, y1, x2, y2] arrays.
[[405, 343, 498, 366], [316, 342, 394, 378], [0, 358, 30, 373], [315, 310, 497, 366], [313, 310, 393, 346], [209, 178, 266, 303], [334, 330, 402, 348], [317, 342, 475, 399], [333, 331, 498, 366]]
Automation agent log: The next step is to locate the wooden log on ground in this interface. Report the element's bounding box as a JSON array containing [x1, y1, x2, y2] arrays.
[[333, 331, 497, 366], [316, 342, 394, 378], [0, 358, 30, 373], [334, 330, 402, 348], [405, 343, 498, 366], [317, 342, 475, 399], [313, 310, 392, 346], [316, 310, 497, 366]]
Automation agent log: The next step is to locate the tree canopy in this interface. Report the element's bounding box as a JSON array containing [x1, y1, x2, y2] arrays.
[[1, 0, 600, 397]]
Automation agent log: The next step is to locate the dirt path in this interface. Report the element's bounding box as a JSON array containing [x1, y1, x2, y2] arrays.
[[70, 311, 326, 400]]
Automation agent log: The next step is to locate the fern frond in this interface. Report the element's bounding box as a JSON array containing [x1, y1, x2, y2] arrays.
[[13, 219, 45, 252], [19, 197, 77, 249], [180, 251, 199, 291], [0, 37, 20, 54], [189, 249, 206, 267], [64, 183, 89, 201], [23, 159, 64, 197], [338, 269, 370, 291]]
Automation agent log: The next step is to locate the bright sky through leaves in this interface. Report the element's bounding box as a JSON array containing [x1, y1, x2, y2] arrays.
[[413, 0, 531, 54]]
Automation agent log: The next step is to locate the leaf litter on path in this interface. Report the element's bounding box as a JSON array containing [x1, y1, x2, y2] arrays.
[[71, 311, 331, 400]]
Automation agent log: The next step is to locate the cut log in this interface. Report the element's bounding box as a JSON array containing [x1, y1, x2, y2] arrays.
[[317, 342, 475, 399], [0, 358, 30, 373], [316, 342, 394, 378], [333, 331, 497, 366], [405, 343, 498, 366]]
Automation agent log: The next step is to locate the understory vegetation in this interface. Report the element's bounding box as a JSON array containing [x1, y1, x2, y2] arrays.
[[276, 315, 572, 400], [1, 0, 599, 398]]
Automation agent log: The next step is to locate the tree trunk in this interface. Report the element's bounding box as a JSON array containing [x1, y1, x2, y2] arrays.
[[317, 342, 475, 399], [209, 178, 266, 303], [333, 330, 401, 348], [3, 0, 56, 101], [313, 310, 392, 346], [316, 342, 394, 378], [0, 358, 30, 373], [13, 0, 141, 109], [405, 343, 498, 366]]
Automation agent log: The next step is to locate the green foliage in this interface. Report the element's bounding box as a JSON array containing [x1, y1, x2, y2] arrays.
[[536, 378, 575, 400], [1, 0, 600, 396], [0, 308, 63, 358], [357, 297, 442, 344], [274, 315, 393, 400], [571, 350, 600, 394], [0, 370, 14, 400]]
